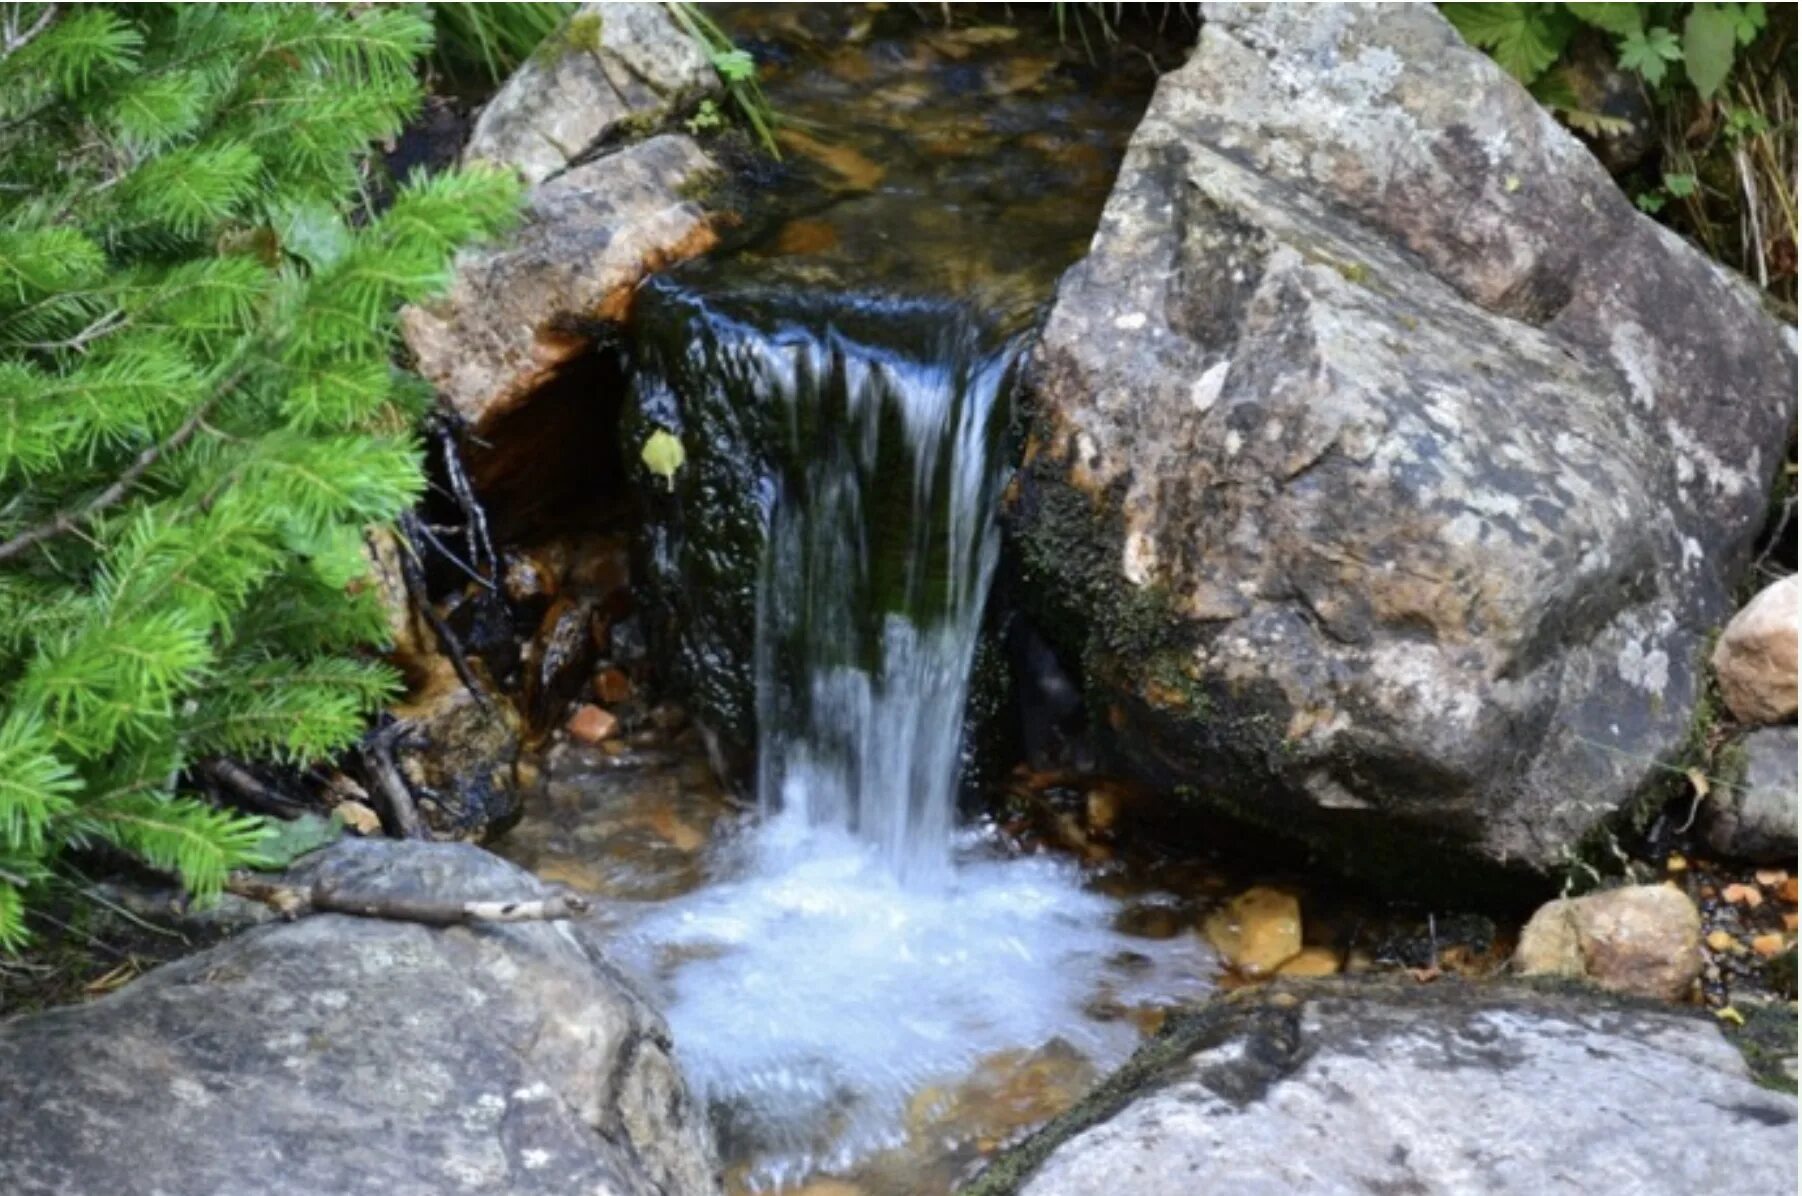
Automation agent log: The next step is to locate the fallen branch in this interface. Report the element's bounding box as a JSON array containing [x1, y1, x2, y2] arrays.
[[226, 873, 590, 925]]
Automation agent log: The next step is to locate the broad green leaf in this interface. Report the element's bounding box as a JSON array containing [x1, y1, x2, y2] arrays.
[[1618, 26, 1683, 85], [244, 810, 341, 870], [1663, 172, 1699, 198], [1729, 2, 1767, 45], [640, 428, 686, 487], [1683, 4, 1738, 99], [1445, 4, 1574, 82], [1566, 2, 1644, 36]]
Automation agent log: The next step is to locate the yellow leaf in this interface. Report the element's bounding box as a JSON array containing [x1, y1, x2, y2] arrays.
[[1686, 767, 1710, 798], [640, 429, 686, 489], [1714, 1006, 1745, 1027]]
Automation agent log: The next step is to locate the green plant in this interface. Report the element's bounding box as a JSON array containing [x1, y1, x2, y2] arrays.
[[685, 96, 724, 136], [431, 2, 573, 86], [1444, 3, 1766, 96], [0, 4, 520, 947], [665, 1, 780, 157], [1447, 3, 1795, 305]]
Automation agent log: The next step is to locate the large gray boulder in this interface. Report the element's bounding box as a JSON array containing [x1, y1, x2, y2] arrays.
[[1008, 3, 1797, 882], [0, 841, 720, 1196], [963, 980, 1798, 1196], [402, 134, 720, 432], [464, 2, 715, 188]]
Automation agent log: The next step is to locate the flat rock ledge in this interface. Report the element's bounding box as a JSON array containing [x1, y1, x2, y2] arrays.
[[0, 840, 721, 1196], [962, 979, 1797, 1196], [402, 133, 720, 432]]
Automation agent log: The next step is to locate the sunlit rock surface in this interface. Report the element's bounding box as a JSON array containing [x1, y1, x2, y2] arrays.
[[463, 2, 714, 187], [0, 841, 720, 1196], [1513, 883, 1702, 1001], [403, 134, 719, 431], [1712, 574, 1800, 725], [964, 981, 1797, 1196], [1009, 2, 1798, 880]]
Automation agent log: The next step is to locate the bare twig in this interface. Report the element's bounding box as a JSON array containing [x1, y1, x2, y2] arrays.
[[429, 416, 496, 580], [396, 511, 492, 710], [0, 4, 56, 62], [225, 873, 590, 925], [199, 758, 306, 816], [359, 721, 425, 840]]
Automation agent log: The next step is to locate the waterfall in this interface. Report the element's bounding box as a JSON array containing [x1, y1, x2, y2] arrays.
[[616, 283, 1211, 1186], [750, 301, 1014, 885]]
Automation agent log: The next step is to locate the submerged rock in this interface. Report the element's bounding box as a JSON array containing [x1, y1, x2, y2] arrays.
[[962, 979, 1797, 1196], [1513, 883, 1702, 1001], [464, 2, 715, 188], [1712, 574, 1799, 726], [0, 840, 720, 1196], [402, 134, 720, 432], [1705, 725, 1800, 864], [1008, 3, 1797, 884]]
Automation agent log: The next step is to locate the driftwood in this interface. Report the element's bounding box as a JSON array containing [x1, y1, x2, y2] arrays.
[[226, 873, 590, 925]]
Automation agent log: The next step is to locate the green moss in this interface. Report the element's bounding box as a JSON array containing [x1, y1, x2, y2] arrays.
[[534, 11, 604, 64]]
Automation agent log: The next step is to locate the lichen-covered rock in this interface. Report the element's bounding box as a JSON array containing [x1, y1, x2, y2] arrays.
[[0, 840, 721, 1196], [1705, 725, 1800, 863], [1009, 3, 1797, 882], [1513, 884, 1702, 1000], [464, 3, 715, 187], [962, 980, 1796, 1196], [402, 135, 720, 431], [1712, 573, 1799, 725]]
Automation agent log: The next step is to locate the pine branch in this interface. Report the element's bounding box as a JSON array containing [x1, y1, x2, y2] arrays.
[[0, 368, 235, 564]]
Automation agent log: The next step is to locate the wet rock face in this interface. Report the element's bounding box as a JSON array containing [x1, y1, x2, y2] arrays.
[[0, 841, 721, 1196], [463, 2, 715, 188], [1009, 3, 1798, 880], [402, 134, 720, 432], [964, 980, 1797, 1196]]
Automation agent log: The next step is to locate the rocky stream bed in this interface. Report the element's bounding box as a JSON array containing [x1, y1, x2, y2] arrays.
[[1, 5, 1796, 1196]]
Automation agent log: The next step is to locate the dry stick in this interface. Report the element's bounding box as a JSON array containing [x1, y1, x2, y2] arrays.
[[0, 394, 219, 565], [431, 417, 496, 579], [396, 511, 492, 711], [225, 874, 590, 925], [199, 758, 306, 816], [360, 721, 426, 840]]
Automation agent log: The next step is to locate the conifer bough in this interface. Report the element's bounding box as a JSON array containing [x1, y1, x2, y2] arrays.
[[0, 3, 520, 947]]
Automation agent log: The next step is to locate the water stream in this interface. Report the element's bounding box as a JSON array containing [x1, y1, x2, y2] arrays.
[[592, 9, 1215, 1191]]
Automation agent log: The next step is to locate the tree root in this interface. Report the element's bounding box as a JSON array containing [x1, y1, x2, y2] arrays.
[[359, 721, 427, 840]]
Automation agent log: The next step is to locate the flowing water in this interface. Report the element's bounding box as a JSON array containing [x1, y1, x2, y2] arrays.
[[591, 9, 1217, 1192]]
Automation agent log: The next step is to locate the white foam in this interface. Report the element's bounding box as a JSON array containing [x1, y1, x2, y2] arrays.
[[611, 813, 1214, 1187]]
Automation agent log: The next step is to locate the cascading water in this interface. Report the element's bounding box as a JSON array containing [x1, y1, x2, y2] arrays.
[[749, 298, 1011, 886], [615, 285, 1214, 1188]]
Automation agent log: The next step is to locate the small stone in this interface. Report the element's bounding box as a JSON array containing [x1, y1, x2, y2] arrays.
[[1784, 913, 1799, 932], [1723, 883, 1765, 908], [1752, 933, 1788, 958], [1202, 886, 1303, 977], [593, 668, 633, 704], [334, 801, 382, 836], [1755, 868, 1789, 887], [1275, 947, 1341, 977], [1706, 930, 1738, 953], [566, 705, 619, 744], [1514, 885, 1702, 1001], [1712, 574, 1799, 725], [1780, 877, 1799, 905], [1666, 853, 1688, 873]]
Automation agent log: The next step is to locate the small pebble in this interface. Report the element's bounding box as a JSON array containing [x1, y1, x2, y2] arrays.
[[566, 704, 619, 744], [1752, 933, 1787, 958], [1723, 883, 1765, 908]]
